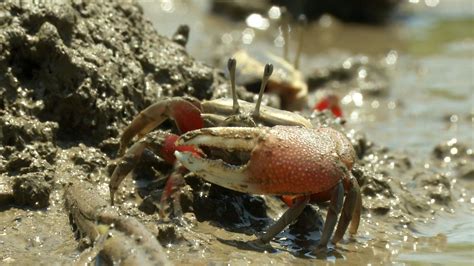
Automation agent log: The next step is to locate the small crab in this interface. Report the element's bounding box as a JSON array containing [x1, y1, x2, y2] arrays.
[[232, 15, 309, 111], [110, 58, 361, 253], [233, 49, 307, 111]]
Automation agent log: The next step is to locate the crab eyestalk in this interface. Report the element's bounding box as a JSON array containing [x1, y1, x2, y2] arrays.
[[227, 57, 239, 114], [293, 15, 307, 70], [253, 63, 273, 118]]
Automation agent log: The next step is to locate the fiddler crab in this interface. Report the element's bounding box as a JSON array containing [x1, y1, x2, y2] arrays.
[[109, 58, 362, 253], [232, 14, 308, 111]]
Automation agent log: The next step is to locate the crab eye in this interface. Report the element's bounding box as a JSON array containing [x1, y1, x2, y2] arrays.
[[264, 63, 273, 77], [227, 57, 237, 71]]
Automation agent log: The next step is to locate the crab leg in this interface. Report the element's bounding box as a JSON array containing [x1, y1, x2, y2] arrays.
[[110, 131, 201, 205], [259, 195, 310, 243], [317, 181, 344, 251], [159, 164, 188, 218], [118, 97, 203, 156], [332, 177, 361, 244], [349, 179, 362, 235], [110, 141, 147, 205]]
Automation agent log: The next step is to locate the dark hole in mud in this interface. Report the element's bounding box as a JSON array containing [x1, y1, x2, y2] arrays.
[[11, 56, 41, 82], [192, 184, 271, 234]]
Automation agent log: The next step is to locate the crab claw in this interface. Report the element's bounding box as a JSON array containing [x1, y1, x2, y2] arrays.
[[174, 126, 355, 196], [174, 127, 264, 194], [175, 125, 359, 250], [314, 93, 342, 118]]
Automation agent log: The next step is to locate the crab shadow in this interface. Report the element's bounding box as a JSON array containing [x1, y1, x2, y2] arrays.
[[192, 183, 346, 259], [216, 234, 346, 260]]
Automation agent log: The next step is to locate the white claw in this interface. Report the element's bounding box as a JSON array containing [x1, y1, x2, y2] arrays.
[[174, 151, 261, 194]]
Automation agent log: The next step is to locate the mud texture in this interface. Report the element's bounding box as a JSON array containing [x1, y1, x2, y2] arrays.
[[0, 0, 216, 143]]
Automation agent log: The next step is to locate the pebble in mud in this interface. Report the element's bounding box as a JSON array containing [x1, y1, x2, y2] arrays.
[[12, 172, 51, 208]]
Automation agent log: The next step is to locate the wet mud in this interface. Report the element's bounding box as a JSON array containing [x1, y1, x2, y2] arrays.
[[0, 0, 472, 265], [0, 0, 217, 263]]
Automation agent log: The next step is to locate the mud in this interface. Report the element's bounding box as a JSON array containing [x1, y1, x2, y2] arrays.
[[0, 0, 216, 143], [307, 55, 390, 97], [0, 0, 218, 263], [0, 0, 472, 265]]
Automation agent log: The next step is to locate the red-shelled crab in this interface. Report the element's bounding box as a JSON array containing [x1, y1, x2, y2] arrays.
[[109, 58, 361, 252]]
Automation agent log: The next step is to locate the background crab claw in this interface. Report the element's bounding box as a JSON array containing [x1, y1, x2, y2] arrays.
[[174, 150, 262, 194]]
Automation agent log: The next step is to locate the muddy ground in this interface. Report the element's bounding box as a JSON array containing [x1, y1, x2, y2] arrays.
[[0, 1, 473, 265]]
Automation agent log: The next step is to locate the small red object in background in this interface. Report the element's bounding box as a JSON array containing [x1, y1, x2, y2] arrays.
[[314, 94, 343, 118]]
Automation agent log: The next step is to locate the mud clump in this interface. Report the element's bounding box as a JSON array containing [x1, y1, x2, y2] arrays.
[[12, 173, 51, 208], [191, 181, 270, 233], [432, 139, 474, 181], [307, 56, 390, 97], [0, 112, 58, 147]]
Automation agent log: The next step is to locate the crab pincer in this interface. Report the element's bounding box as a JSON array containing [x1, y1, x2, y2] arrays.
[[174, 125, 361, 251]]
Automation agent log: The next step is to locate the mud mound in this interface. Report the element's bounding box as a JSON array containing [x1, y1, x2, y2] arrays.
[[0, 1, 219, 263], [0, 1, 215, 142]]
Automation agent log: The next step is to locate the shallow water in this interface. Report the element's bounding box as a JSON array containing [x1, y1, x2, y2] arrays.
[[140, 0, 473, 264]]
